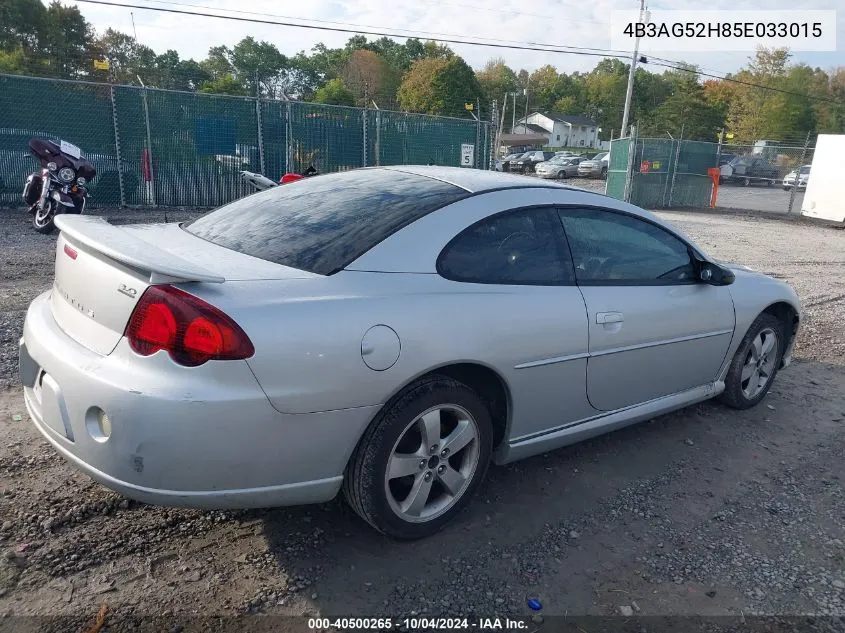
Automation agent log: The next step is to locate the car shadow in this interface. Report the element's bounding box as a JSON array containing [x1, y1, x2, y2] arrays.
[[258, 359, 845, 616]]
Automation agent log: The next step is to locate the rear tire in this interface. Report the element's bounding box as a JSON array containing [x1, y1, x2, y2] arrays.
[[343, 376, 493, 540], [719, 313, 785, 410]]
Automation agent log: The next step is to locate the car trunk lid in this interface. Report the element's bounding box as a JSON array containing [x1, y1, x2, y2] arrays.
[[51, 215, 315, 355]]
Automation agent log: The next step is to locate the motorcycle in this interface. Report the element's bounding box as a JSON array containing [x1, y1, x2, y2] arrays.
[[240, 164, 319, 192], [23, 138, 96, 234]]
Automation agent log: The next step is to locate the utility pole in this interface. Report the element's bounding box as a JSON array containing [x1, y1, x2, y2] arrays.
[[523, 79, 530, 124], [620, 0, 646, 139], [511, 93, 516, 132]]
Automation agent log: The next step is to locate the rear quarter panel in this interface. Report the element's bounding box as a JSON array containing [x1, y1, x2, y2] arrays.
[[193, 273, 594, 429]]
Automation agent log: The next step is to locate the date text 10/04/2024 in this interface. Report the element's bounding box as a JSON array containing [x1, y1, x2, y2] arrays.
[[307, 617, 531, 631]]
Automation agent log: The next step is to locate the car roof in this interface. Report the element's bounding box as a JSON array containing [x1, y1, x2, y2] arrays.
[[379, 165, 584, 194]]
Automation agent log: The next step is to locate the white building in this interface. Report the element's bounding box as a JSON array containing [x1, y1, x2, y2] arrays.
[[512, 112, 600, 149]]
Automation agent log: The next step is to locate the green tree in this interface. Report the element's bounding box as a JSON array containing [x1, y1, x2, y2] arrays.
[[230, 36, 288, 97], [314, 78, 355, 105], [40, 1, 94, 78], [528, 64, 563, 113], [398, 56, 483, 117], [0, 0, 44, 53], [198, 73, 249, 96], [96, 29, 156, 84], [0, 47, 28, 74], [476, 58, 519, 128], [642, 76, 726, 140]]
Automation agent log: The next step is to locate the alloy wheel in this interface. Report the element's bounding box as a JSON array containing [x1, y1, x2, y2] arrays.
[[740, 327, 779, 400], [384, 404, 480, 523]]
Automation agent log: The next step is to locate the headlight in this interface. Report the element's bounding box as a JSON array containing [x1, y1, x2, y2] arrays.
[[76, 177, 87, 185], [58, 167, 76, 183], [47, 161, 57, 171]]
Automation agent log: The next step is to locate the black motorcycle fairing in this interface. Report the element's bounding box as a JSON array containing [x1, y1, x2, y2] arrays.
[[28, 138, 97, 180]]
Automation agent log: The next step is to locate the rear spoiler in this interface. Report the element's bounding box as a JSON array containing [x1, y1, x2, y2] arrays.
[[54, 215, 225, 284]]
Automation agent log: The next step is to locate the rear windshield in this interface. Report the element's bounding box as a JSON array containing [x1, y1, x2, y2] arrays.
[[184, 169, 467, 275]]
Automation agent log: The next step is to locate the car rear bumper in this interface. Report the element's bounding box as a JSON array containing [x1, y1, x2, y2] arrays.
[[536, 171, 559, 179], [577, 167, 602, 177], [19, 290, 379, 509]]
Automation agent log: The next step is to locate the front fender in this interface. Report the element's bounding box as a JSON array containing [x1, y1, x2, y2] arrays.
[[718, 270, 801, 380]]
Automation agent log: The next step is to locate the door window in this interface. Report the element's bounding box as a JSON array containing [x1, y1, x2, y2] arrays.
[[559, 208, 696, 284]]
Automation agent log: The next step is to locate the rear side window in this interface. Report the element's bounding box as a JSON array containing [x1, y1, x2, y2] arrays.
[[184, 169, 467, 275]]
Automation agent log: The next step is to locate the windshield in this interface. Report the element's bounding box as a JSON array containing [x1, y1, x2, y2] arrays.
[[549, 156, 571, 164], [592, 153, 607, 161]]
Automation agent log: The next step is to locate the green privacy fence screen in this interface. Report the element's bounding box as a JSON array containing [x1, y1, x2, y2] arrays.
[[605, 131, 719, 209], [0, 73, 492, 208]]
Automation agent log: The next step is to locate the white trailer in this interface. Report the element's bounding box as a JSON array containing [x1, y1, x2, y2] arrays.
[[801, 134, 845, 223]]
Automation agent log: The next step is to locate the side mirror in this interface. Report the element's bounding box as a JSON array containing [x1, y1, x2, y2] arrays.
[[698, 261, 735, 286]]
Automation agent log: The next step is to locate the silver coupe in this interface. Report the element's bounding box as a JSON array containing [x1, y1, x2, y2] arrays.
[[19, 166, 802, 539]]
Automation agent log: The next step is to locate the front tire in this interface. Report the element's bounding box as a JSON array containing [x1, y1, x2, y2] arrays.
[[719, 313, 784, 410], [343, 376, 493, 540], [32, 201, 57, 234]]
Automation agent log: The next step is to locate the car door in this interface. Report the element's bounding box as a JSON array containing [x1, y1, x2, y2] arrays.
[[436, 205, 594, 439], [558, 207, 735, 412]]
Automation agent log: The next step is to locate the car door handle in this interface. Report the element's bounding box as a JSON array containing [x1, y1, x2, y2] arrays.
[[596, 311, 624, 324]]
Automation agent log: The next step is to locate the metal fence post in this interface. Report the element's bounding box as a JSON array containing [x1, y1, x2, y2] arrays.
[[623, 125, 637, 203], [475, 112, 481, 169], [375, 110, 381, 166], [716, 128, 724, 169], [109, 86, 126, 207], [139, 84, 157, 208], [285, 101, 292, 173], [668, 124, 684, 207], [362, 110, 368, 167], [255, 97, 265, 175], [788, 131, 811, 217]]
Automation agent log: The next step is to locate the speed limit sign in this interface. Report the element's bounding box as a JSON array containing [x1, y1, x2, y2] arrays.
[[460, 144, 475, 167]]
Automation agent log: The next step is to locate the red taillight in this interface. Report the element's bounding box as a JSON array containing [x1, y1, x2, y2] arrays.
[[63, 244, 78, 260], [124, 285, 254, 367]]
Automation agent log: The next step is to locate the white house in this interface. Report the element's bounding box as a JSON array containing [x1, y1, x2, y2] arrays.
[[512, 112, 600, 149]]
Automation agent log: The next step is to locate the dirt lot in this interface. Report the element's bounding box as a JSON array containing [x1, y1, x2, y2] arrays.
[[1, 206, 844, 628]]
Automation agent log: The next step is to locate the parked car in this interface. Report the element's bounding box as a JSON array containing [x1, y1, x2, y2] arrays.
[[21, 166, 801, 540], [535, 155, 583, 179], [513, 150, 555, 174], [577, 152, 609, 178], [720, 156, 779, 186], [783, 164, 811, 190], [718, 153, 737, 166], [495, 153, 523, 173]]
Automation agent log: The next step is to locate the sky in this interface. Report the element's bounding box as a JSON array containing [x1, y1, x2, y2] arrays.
[[64, 0, 845, 77]]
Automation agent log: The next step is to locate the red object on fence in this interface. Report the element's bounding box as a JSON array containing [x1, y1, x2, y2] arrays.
[[640, 160, 650, 174], [280, 173, 304, 184], [141, 149, 151, 182], [707, 167, 721, 208]]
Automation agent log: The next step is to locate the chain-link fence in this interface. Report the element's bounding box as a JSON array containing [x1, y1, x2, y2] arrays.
[[0, 73, 492, 209], [607, 127, 814, 216], [714, 137, 814, 215]]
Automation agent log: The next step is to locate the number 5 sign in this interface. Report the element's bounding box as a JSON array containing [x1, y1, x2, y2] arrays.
[[460, 144, 475, 167]]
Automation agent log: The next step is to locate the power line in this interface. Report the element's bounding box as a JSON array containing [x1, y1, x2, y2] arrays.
[[648, 59, 845, 106], [71, 0, 629, 59], [63, 0, 845, 106]]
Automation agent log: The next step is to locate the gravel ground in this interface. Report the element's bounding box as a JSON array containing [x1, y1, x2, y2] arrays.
[[1, 205, 844, 628]]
